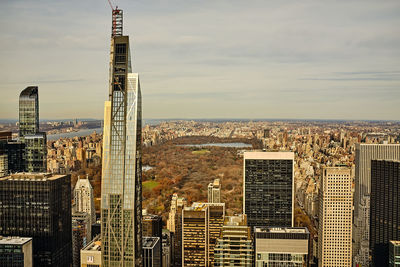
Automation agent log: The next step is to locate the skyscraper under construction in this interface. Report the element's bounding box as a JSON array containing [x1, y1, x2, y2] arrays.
[[100, 7, 143, 266]]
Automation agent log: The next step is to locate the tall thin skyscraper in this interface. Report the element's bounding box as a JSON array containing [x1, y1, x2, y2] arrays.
[[370, 160, 400, 266], [19, 86, 47, 173], [74, 175, 96, 224], [243, 151, 294, 229], [353, 144, 400, 265], [100, 8, 143, 266], [318, 167, 352, 267], [208, 178, 221, 203]]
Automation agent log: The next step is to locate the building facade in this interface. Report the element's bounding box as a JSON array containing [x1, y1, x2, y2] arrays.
[[81, 235, 102, 267], [370, 160, 400, 266], [142, 211, 163, 266], [0, 173, 72, 267], [214, 215, 253, 266], [142, 237, 161, 267], [72, 211, 92, 267], [243, 151, 294, 229], [353, 144, 400, 265], [389, 241, 400, 267], [74, 176, 96, 224], [254, 227, 309, 267], [208, 178, 221, 203], [318, 167, 352, 267], [100, 8, 143, 266], [0, 236, 32, 267]]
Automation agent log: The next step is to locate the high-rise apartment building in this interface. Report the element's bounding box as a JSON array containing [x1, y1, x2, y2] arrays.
[[0, 173, 72, 267], [142, 210, 162, 266], [370, 160, 400, 266], [353, 144, 400, 265], [318, 167, 352, 267], [0, 236, 33, 267], [208, 178, 221, 203], [167, 193, 186, 267], [74, 175, 96, 224], [100, 7, 143, 266], [389, 241, 400, 267], [19, 87, 47, 172], [205, 203, 225, 266], [243, 151, 294, 229], [214, 214, 253, 266], [254, 227, 310, 267]]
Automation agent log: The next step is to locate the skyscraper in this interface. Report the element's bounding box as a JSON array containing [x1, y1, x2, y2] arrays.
[[208, 178, 221, 203], [74, 175, 96, 224], [0, 173, 72, 267], [370, 160, 400, 266], [0, 236, 33, 267], [353, 144, 400, 265], [100, 8, 143, 266], [243, 151, 294, 229], [318, 167, 352, 267], [167, 193, 186, 267], [19, 86, 47, 173]]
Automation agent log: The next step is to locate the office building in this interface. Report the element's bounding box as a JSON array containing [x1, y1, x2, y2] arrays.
[[370, 160, 400, 266], [214, 215, 253, 266], [254, 227, 309, 267], [0, 132, 25, 174], [208, 178, 221, 203], [100, 7, 143, 266], [19, 87, 47, 173], [143, 237, 161, 267], [318, 167, 352, 267], [142, 210, 162, 266], [81, 235, 102, 267], [389, 241, 400, 267], [0, 236, 32, 267], [353, 144, 400, 265], [205, 203, 225, 266], [74, 175, 96, 224], [0, 154, 7, 177], [72, 211, 92, 267], [182, 204, 208, 266], [162, 231, 171, 267], [243, 151, 294, 229], [0, 173, 72, 267]]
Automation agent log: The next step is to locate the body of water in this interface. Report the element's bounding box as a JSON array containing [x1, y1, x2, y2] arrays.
[[48, 127, 103, 140], [179, 142, 252, 148]]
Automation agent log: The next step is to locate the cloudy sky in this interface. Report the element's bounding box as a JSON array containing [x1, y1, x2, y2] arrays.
[[1, 0, 399, 120]]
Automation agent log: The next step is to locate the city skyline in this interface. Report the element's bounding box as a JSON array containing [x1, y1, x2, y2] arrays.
[[1, 0, 400, 120]]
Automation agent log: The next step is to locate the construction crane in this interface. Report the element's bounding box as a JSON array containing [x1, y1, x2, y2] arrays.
[[107, 0, 123, 37]]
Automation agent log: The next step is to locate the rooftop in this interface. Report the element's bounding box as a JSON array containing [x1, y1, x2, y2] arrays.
[[254, 227, 309, 234], [390, 240, 400, 246], [0, 172, 67, 182], [244, 151, 294, 160], [143, 237, 160, 249], [0, 236, 32, 245], [82, 235, 101, 251]]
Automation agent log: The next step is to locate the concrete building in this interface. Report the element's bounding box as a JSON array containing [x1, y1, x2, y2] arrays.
[[0, 236, 32, 267], [243, 151, 294, 229], [80, 235, 101, 267], [143, 237, 161, 267], [142, 210, 162, 266], [72, 211, 92, 267], [208, 178, 221, 203], [167, 193, 186, 267], [370, 160, 400, 266], [318, 167, 352, 267], [389, 241, 400, 267], [0, 173, 72, 267], [214, 214, 253, 266], [162, 230, 171, 267], [74, 175, 96, 224], [254, 227, 309, 267], [353, 144, 400, 265]]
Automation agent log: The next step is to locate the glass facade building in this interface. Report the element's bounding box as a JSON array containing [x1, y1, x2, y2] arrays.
[[23, 132, 47, 172], [100, 30, 143, 265], [370, 160, 400, 266], [243, 152, 294, 229], [389, 241, 400, 267], [0, 173, 72, 267], [0, 237, 33, 267]]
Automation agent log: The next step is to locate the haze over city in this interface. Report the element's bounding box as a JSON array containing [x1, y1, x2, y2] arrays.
[[1, 0, 400, 120]]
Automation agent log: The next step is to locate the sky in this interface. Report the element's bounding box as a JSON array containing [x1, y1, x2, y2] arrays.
[[0, 0, 400, 120]]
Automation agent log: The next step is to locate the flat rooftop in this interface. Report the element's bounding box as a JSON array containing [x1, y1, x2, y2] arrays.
[[255, 227, 309, 234], [0, 173, 67, 181], [82, 235, 101, 251], [143, 237, 160, 249], [0, 236, 32, 245], [244, 151, 294, 160], [390, 240, 400, 246]]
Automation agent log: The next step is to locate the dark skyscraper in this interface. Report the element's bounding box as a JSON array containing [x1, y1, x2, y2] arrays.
[[370, 159, 400, 266], [100, 7, 143, 266], [243, 151, 294, 229], [19, 86, 47, 172], [0, 173, 72, 267]]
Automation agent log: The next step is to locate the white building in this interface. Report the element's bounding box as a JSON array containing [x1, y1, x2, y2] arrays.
[[74, 175, 96, 224]]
